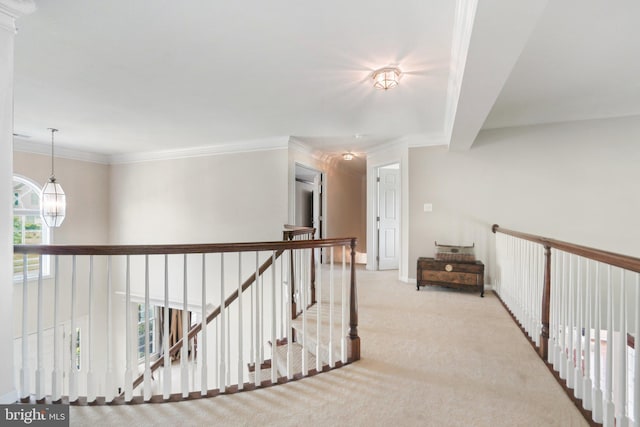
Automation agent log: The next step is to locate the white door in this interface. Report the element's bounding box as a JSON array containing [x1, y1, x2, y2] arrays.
[[377, 165, 400, 270]]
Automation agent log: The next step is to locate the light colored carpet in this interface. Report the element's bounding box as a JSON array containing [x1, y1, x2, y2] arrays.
[[70, 268, 587, 426]]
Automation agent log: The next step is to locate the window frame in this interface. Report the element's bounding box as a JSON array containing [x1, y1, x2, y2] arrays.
[[137, 303, 159, 362], [13, 174, 51, 282]]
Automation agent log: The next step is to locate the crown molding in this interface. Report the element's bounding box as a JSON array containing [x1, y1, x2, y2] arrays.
[[13, 137, 111, 164], [0, 0, 35, 32], [109, 136, 289, 164]]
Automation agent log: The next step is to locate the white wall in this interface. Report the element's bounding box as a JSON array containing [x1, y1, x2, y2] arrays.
[[409, 115, 640, 282]]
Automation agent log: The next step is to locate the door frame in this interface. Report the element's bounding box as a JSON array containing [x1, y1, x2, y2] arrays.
[[291, 162, 325, 240], [376, 163, 401, 270], [372, 162, 401, 271]]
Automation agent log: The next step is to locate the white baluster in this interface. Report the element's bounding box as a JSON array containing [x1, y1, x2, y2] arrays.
[[163, 255, 171, 400], [105, 256, 114, 403], [341, 246, 347, 364], [329, 247, 334, 368], [35, 255, 44, 400], [220, 253, 226, 393], [567, 254, 575, 390], [316, 247, 322, 371], [52, 256, 61, 401], [69, 255, 78, 402], [551, 250, 560, 368], [20, 254, 29, 400], [237, 253, 244, 390], [254, 252, 261, 386], [144, 255, 152, 401], [201, 253, 208, 396], [604, 265, 615, 427], [592, 262, 603, 423], [302, 248, 308, 376], [124, 255, 133, 401], [559, 252, 567, 380], [634, 273, 640, 427], [286, 251, 292, 380], [181, 254, 189, 398], [87, 256, 95, 403], [583, 259, 593, 410], [616, 269, 629, 427], [575, 257, 583, 399], [271, 251, 277, 384]]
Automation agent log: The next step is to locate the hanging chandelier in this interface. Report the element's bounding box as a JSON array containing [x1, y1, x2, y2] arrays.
[[40, 128, 66, 227]]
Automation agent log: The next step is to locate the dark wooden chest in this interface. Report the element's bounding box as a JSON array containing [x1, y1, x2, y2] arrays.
[[417, 257, 484, 297]]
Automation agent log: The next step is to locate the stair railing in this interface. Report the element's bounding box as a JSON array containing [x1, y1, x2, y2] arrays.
[[13, 233, 359, 405], [492, 224, 640, 426]]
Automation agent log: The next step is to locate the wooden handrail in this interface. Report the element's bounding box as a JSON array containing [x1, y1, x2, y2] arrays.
[[13, 237, 353, 256], [492, 224, 640, 274], [492, 223, 640, 361]]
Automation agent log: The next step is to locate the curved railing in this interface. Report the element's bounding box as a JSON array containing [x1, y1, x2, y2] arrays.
[[492, 224, 640, 426], [13, 230, 359, 405]]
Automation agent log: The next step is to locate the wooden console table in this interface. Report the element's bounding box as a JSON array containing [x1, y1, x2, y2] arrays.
[[417, 257, 484, 297]]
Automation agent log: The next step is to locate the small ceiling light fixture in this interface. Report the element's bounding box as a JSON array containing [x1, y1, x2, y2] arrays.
[[40, 128, 66, 227], [343, 152, 355, 161], [372, 66, 401, 90]]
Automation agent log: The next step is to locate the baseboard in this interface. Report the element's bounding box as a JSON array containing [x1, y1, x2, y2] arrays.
[[0, 388, 17, 404]]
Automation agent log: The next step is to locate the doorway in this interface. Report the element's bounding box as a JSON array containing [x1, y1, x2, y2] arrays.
[[294, 163, 324, 239], [376, 163, 400, 270]]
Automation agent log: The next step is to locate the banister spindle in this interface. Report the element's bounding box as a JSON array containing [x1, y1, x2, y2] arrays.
[[574, 257, 583, 400], [329, 246, 335, 368], [301, 248, 308, 376], [69, 255, 78, 403], [559, 252, 568, 380], [286, 250, 293, 380], [163, 255, 171, 400], [237, 253, 244, 390], [634, 273, 640, 425], [220, 253, 226, 393], [201, 253, 208, 396], [615, 269, 629, 426], [341, 245, 347, 364], [254, 252, 261, 386], [52, 255, 61, 402], [271, 251, 277, 384], [20, 254, 29, 400], [181, 254, 189, 398], [582, 259, 593, 411], [567, 254, 575, 390], [316, 247, 323, 372], [105, 256, 114, 403], [592, 262, 603, 423], [125, 255, 133, 401], [604, 265, 614, 426], [36, 255, 44, 401], [144, 255, 152, 401], [87, 256, 95, 403]]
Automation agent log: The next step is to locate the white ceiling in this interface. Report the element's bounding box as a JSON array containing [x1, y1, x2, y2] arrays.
[[10, 1, 640, 160]]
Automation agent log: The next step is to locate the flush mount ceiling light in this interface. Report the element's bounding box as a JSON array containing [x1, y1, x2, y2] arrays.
[[40, 128, 66, 227], [372, 67, 401, 90], [343, 152, 355, 161]]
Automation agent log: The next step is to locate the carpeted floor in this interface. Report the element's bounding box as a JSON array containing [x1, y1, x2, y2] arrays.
[[70, 268, 587, 426]]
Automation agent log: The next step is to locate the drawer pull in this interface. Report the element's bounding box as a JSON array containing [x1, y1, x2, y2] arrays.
[[445, 264, 453, 272]]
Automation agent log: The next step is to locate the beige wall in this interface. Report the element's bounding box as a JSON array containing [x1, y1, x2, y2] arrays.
[[325, 160, 366, 257], [409, 115, 640, 282], [109, 148, 289, 244]]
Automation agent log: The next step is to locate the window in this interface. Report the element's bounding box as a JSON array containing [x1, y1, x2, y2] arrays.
[[137, 304, 158, 360], [13, 175, 50, 280]]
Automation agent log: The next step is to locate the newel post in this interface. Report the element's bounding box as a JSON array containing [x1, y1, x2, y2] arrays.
[[540, 245, 551, 360], [348, 238, 360, 361]]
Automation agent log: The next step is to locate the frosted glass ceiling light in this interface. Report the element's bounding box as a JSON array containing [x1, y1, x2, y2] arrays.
[[41, 128, 66, 227], [372, 67, 401, 90], [343, 152, 354, 161]]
